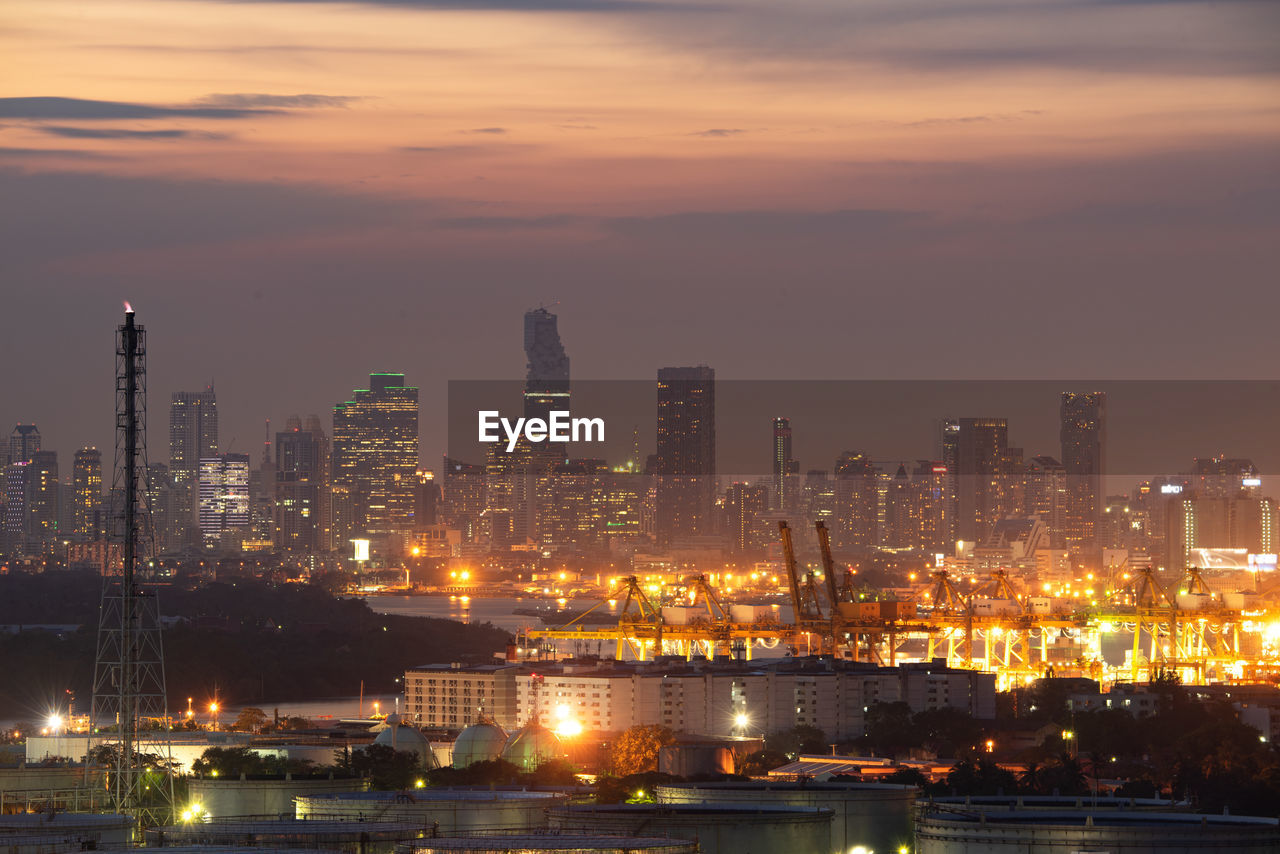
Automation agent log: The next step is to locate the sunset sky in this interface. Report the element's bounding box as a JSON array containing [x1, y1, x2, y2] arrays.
[[2, 0, 1278, 465]]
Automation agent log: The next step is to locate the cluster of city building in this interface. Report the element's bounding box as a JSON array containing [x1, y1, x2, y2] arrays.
[[2, 309, 1273, 585]]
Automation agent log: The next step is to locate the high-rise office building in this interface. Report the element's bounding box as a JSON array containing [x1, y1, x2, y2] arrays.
[[955, 417, 1009, 544], [1025, 455, 1067, 546], [772, 417, 799, 512], [2, 462, 29, 555], [1060, 391, 1106, 556], [27, 450, 59, 552], [332, 373, 419, 539], [170, 387, 218, 548], [72, 447, 103, 538], [834, 451, 878, 548], [655, 366, 716, 543], [8, 424, 40, 466], [440, 456, 486, 542], [197, 453, 250, 548], [939, 418, 960, 542], [1189, 455, 1258, 499], [275, 420, 327, 552]]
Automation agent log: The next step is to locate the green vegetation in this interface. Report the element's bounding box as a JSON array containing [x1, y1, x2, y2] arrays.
[[0, 571, 510, 718], [606, 724, 676, 776]]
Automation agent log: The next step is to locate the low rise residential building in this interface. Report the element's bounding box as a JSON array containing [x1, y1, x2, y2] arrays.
[[404, 656, 995, 740]]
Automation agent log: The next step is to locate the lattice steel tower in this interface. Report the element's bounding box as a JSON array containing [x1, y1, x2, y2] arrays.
[[91, 304, 175, 828]]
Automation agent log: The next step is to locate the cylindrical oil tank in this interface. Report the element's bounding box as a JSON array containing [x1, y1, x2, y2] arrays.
[[189, 776, 367, 818], [0, 813, 133, 848], [922, 794, 1187, 814], [144, 818, 424, 854], [915, 808, 1280, 854], [656, 780, 915, 854], [547, 804, 832, 854], [295, 790, 565, 832], [398, 836, 698, 854]]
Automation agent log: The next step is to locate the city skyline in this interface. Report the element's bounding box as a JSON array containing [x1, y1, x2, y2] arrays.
[[2, 0, 1278, 470]]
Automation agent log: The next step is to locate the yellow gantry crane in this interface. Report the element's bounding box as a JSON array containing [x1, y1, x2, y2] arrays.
[[525, 523, 1274, 686]]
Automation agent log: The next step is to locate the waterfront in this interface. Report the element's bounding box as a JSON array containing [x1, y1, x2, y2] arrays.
[[362, 594, 614, 634]]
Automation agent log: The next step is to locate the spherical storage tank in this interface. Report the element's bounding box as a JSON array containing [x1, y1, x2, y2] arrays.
[[548, 803, 832, 854], [295, 789, 565, 832], [451, 722, 508, 769], [374, 715, 440, 770], [399, 836, 697, 854], [500, 722, 561, 771], [914, 807, 1280, 854], [656, 780, 916, 854]]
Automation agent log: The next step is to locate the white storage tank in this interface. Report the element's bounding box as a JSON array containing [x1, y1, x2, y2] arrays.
[[548, 803, 832, 854], [0, 814, 133, 848], [915, 807, 1280, 853], [189, 775, 366, 818], [145, 818, 424, 854], [399, 837, 697, 854], [295, 789, 565, 832], [656, 780, 915, 854]]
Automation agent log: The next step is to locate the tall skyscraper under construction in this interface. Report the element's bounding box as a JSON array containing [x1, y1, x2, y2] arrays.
[[332, 373, 419, 542]]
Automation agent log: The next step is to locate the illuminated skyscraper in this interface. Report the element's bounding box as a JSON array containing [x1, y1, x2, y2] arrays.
[[27, 450, 59, 552], [834, 450, 877, 548], [170, 387, 218, 547], [1060, 391, 1106, 556], [332, 372, 419, 539], [72, 447, 103, 538], [655, 366, 716, 544], [725, 481, 769, 553], [197, 453, 250, 548], [955, 417, 1009, 545], [275, 420, 326, 552], [8, 424, 40, 466], [523, 306, 571, 422], [772, 417, 798, 511], [2, 462, 30, 554], [440, 456, 486, 542], [1025, 455, 1067, 546]]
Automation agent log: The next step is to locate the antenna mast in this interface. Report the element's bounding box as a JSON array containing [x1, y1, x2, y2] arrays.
[[91, 303, 175, 830]]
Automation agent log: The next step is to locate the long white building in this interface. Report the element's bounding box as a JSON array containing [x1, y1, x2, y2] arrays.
[[404, 657, 995, 740]]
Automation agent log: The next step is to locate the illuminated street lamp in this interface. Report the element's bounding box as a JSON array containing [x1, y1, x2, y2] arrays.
[[209, 701, 220, 730]]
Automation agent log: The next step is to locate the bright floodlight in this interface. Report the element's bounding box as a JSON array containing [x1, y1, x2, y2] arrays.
[[734, 713, 748, 727], [47, 714, 63, 730]]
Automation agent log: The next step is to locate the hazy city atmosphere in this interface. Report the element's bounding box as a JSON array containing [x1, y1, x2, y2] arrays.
[[3, 1, 1279, 853]]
